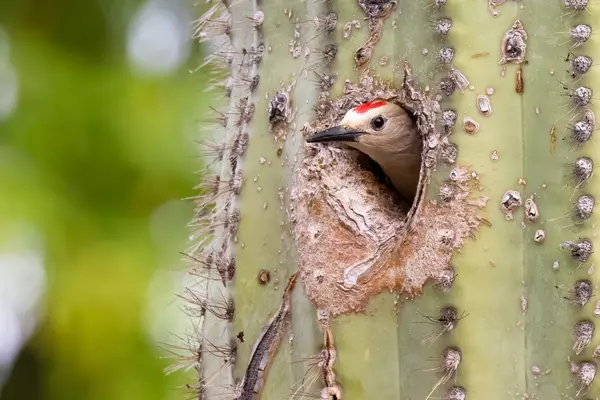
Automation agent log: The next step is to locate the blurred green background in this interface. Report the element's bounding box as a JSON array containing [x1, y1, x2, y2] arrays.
[[0, 0, 209, 399]]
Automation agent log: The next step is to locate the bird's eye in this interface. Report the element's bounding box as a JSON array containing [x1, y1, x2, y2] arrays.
[[371, 115, 386, 131]]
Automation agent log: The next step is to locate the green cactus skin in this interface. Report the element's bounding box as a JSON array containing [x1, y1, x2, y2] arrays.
[[185, 0, 600, 398], [445, 1, 598, 398]]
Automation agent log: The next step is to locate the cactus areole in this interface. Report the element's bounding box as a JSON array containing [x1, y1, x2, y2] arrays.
[[181, 0, 600, 399]]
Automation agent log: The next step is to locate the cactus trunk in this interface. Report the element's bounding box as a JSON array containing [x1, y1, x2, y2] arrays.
[[184, 0, 600, 399]]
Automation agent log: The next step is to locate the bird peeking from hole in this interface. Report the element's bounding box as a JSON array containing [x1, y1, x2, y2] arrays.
[[306, 99, 422, 201]]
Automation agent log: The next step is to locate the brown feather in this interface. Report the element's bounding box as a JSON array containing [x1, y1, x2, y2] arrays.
[[343, 102, 421, 201]]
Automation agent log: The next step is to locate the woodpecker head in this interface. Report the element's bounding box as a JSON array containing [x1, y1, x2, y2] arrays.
[[307, 100, 405, 146], [306, 99, 422, 200]]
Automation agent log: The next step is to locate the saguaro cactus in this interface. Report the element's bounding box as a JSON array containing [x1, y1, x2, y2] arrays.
[[181, 0, 600, 398]]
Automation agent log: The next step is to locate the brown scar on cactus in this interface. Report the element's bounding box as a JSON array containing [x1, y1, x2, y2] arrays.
[[354, 0, 397, 68], [319, 325, 342, 400], [292, 64, 484, 314], [236, 272, 298, 400], [288, 322, 341, 400], [516, 65, 524, 94]]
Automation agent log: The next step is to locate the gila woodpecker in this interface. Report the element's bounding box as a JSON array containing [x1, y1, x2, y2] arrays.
[[307, 100, 422, 200]]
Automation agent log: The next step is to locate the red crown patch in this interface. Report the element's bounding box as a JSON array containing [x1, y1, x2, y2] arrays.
[[352, 100, 387, 114]]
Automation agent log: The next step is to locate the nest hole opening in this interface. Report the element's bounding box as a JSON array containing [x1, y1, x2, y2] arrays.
[[292, 66, 482, 314]]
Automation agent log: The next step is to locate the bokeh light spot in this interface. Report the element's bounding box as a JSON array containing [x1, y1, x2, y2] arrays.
[[126, 0, 191, 76]]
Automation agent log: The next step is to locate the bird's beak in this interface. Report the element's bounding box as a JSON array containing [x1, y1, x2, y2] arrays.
[[306, 126, 363, 143]]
